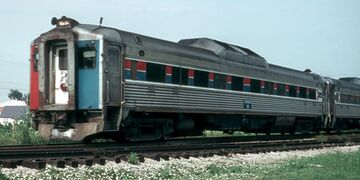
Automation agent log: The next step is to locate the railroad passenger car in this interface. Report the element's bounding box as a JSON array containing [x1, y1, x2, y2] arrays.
[[29, 17, 360, 141]]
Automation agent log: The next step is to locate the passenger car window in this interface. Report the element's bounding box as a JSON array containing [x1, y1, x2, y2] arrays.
[[107, 47, 120, 67], [180, 68, 188, 85], [277, 83, 285, 96], [194, 70, 209, 87], [172, 66, 181, 84], [251, 79, 261, 93], [214, 73, 226, 89], [299, 87, 307, 98], [58, 49, 68, 70], [232, 76, 243, 91], [309, 89, 316, 99], [289, 85, 297, 97], [147, 63, 165, 83]]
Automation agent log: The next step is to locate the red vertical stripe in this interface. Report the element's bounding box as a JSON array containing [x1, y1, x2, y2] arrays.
[[226, 75, 232, 83], [166, 66, 172, 75], [136, 61, 147, 71], [124, 59, 131, 69], [30, 44, 39, 110], [285, 84, 289, 91], [209, 72, 214, 80], [188, 69, 194, 78], [296, 86, 300, 93]]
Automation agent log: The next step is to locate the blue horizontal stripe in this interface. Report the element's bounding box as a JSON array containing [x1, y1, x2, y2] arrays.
[[137, 72, 146, 81]]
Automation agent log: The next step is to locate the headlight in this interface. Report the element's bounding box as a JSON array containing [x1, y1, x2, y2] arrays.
[[58, 20, 70, 27], [51, 16, 79, 28]]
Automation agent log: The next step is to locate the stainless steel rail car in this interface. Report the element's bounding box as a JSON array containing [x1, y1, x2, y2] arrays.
[[30, 17, 360, 141]]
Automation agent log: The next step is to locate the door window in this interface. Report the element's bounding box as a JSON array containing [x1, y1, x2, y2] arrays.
[[58, 49, 68, 70], [79, 47, 96, 69]]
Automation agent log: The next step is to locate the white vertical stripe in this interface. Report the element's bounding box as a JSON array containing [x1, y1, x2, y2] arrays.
[[98, 37, 103, 109]]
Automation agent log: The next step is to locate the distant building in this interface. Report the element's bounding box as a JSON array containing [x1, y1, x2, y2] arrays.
[[0, 106, 28, 125], [0, 100, 27, 125], [0, 100, 26, 107]]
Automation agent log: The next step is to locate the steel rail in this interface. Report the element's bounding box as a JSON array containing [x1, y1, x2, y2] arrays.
[[0, 132, 359, 169]]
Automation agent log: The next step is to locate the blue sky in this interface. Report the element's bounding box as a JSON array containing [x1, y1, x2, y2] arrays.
[[0, 0, 359, 101]]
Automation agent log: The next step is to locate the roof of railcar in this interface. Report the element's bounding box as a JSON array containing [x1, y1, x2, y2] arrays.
[[74, 24, 320, 84]]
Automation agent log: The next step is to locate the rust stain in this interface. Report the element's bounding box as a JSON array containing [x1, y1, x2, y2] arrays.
[[38, 91, 45, 107]]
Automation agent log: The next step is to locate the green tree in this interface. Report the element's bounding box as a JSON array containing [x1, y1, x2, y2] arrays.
[[8, 89, 23, 100], [22, 93, 30, 105]]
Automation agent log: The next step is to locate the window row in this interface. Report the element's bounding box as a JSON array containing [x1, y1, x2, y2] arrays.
[[340, 94, 360, 105], [124, 59, 317, 100]]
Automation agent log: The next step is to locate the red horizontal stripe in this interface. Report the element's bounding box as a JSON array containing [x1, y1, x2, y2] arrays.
[[188, 69, 194, 77], [243, 78, 251, 85], [273, 83, 278, 89], [137, 61, 147, 71], [166, 66, 172, 75], [260, 80, 265, 87], [209, 72, 214, 80], [124, 59, 131, 69]]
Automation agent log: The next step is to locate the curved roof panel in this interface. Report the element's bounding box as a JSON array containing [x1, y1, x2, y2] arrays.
[[178, 38, 268, 69]]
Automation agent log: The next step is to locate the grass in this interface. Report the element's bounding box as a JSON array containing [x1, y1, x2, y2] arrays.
[[314, 134, 328, 142], [259, 150, 360, 179], [127, 152, 139, 165], [195, 150, 360, 179], [203, 130, 256, 137], [0, 112, 45, 145]]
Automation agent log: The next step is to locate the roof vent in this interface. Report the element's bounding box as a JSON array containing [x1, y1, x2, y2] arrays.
[[339, 77, 360, 85], [178, 38, 268, 69]]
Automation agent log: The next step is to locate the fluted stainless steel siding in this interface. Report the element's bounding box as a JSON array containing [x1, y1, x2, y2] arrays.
[[336, 104, 360, 118], [124, 81, 322, 116]]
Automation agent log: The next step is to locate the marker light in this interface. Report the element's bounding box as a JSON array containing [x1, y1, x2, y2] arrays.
[[60, 83, 68, 91]]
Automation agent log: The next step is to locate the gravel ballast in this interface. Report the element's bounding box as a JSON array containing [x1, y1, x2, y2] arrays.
[[1, 145, 359, 179]]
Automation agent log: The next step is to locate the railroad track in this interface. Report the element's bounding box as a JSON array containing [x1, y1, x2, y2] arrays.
[[0, 132, 359, 169]]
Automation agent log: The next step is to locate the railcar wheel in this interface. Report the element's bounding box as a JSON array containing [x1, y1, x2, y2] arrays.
[[83, 134, 96, 143], [83, 132, 126, 143]]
